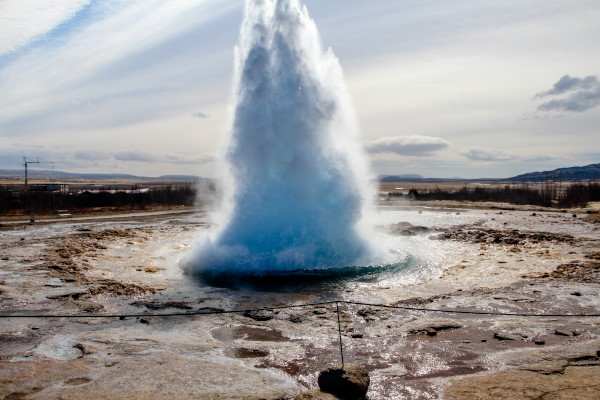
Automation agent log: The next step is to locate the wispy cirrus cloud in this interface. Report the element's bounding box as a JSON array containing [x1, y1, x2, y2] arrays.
[[0, 0, 90, 57], [364, 135, 449, 156]]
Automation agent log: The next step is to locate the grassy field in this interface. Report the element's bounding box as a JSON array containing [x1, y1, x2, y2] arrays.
[[1, 178, 599, 219]]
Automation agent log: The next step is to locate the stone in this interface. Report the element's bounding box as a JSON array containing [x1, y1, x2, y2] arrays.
[[555, 330, 574, 337], [426, 328, 438, 336], [243, 309, 273, 321], [294, 390, 339, 399], [318, 363, 369, 400], [493, 332, 517, 341]]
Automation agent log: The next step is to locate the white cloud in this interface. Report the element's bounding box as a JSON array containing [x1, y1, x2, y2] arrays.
[[458, 147, 515, 162], [165, 153, 214, 164], [0, 0, 90, 57], [114, 151, 214, 164], [73, 150, 111, 161], [113, 151, 160, 162], [365, 135, 449, 156], [1, 0, 599, 179]]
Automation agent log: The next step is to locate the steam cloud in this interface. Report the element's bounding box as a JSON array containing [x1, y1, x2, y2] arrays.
[[183, 0, 383, 276]]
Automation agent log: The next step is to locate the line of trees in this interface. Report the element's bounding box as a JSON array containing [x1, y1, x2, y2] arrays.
[[387, 182, 600, 208], [0, 184, 204, 215]]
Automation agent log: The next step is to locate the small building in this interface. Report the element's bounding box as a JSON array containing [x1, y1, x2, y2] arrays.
[[29, 184, 68, 193]]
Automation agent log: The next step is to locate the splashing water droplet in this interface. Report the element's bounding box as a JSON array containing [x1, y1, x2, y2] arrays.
[[183, 0, 386, 279]]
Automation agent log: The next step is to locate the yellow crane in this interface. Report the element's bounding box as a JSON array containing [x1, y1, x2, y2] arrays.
[[23, 157, 57, 191]]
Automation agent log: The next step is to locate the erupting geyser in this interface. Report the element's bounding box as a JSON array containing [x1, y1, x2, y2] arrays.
[[183, 0, 385, 278]]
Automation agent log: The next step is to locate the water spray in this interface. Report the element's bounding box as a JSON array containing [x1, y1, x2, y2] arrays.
[[183, 0, 384, 278]]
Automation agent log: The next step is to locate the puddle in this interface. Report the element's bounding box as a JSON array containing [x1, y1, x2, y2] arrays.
[[211, 325, 289, 342], [229, 348, 270, 358]]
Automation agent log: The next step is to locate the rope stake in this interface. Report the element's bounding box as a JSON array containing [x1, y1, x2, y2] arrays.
[[336, 301, 344, 368]]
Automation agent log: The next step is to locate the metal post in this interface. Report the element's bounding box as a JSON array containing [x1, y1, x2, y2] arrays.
[[336, 301, 344, 368]]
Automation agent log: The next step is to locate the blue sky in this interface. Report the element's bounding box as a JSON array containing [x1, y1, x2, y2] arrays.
[[1, 0, 599, 178]]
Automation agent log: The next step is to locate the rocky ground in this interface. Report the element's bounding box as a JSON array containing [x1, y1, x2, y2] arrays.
[[0, 205, 599, 399]]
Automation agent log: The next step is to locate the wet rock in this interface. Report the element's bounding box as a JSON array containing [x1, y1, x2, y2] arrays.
[[288, 314, 303, 323], [281, 363, 301, 376], [549, 260, 600, 283], [493, 332, 518, 341], [356, 308, 378, 322], [79, 301, 105, 313], [73, 343, 86, 357], [407, 319, 462, 335], [64, 377, 91, 386], [555, 330, 574, 337], [294, 390, 339, 400], [318, 363, 370, 400], [211, 325, 289, 342], [232, 348, 269, 358], [243, 309, 274, 321], [433, 228, 574, 245], [4, 388, 43, 399], [586, 252, 600, 260], [426, 328, 438, 337], [196, 307, 225, 314], [130, 301, 192, 310], [388, 222, 431, 236]]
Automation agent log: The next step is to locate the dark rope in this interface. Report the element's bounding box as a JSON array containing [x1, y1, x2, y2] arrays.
[[0, 301, 337, 319], [343, 300, 600, 318], [0, 299, 598, 319]]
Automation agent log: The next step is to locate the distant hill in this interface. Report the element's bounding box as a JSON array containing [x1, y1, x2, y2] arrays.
[[379, 174, 425, 182], [505, 163, 600, 182], [0, 169, 202, 182]]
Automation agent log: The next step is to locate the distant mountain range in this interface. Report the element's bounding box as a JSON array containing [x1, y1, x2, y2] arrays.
[[503, 163, 600, 182], [378, 163, 600, 182], [379, 174, 426, 182], [2, 163, 599, 183], [0, 169, 201, 182]]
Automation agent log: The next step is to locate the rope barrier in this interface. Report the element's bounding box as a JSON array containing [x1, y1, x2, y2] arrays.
[[0, 299, 598, 319], [2, 299, 597, 370], [343, 300, 600, 318], [0, 301, 337, 319]]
